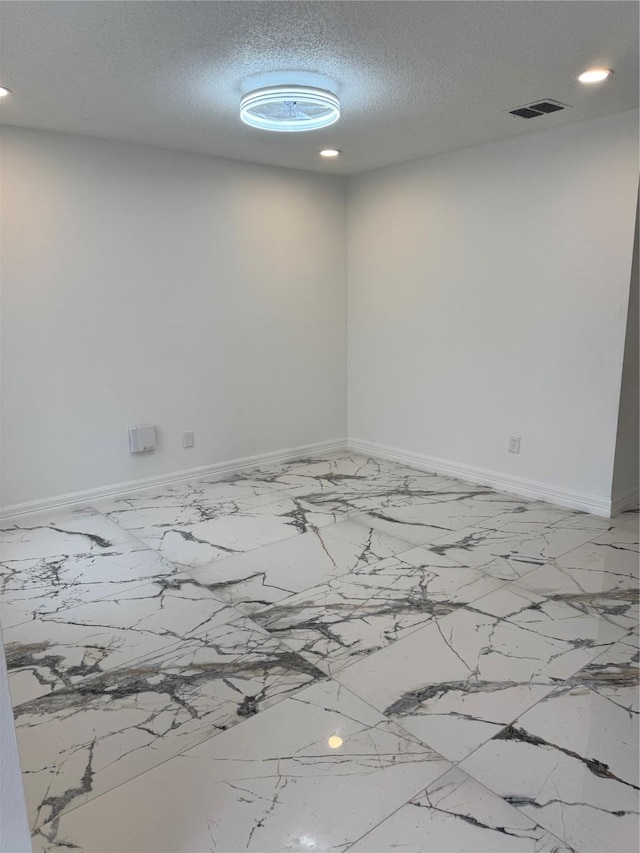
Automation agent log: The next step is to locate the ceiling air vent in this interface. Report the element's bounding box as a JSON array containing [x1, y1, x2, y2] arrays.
[[508, 99, 569, 119]]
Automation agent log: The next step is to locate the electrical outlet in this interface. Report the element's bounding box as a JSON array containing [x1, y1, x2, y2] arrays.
[[182, 430, 194, 449], [508, 435, 521, 454]]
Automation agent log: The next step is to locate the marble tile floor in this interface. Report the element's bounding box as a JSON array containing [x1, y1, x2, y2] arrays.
[[0, 452, 637, 853]]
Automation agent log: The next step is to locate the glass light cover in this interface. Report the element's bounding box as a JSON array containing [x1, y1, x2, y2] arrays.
[[240, 85, 340, 132]]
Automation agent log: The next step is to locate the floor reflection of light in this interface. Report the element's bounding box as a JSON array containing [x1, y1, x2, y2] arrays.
[[328, 735, 343, 749]]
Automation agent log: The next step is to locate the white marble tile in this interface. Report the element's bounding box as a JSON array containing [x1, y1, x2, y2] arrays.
[[480, 504, 613, 531], [90, 482, 205, 514], [609, 509, 639, 537], [237, 455, 463, 520], [4, 575, 237, 704], [14, 615, 325, 830], [32, 679, 454, 853], [352, 489, 528, 547], [364, 475, 512, 509], [100, 497, 342, 570], [460, 686, 640, 853], [511, 562, 638, 631], [554, 536, 640, 582], [95, 489, 292, 538], [185, 519, 415, 614], [250, 452, 400, 486], [423, 519, 610, 581], [252, 547, 504, 675], [92, 475, 294, 521], [482, 583, 633, 643], [188, 472, 304, 504], [250, 453, 445, 494], [336, 585, 626, 762], [0, 508, 138, 563], [404, 524, 547, 580], [148, 454, 427, 518], [589, 520, 640, 553], [0, 543, 188, 631], [349, 766, 574, 852], [281, 463, 463, 513], [5, 455, 637, 852], [474, 507, 611, 560], [558, 630, 638, 714]]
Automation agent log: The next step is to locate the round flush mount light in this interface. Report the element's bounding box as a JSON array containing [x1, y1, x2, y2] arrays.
[[578, 68, 613, 84], [0, 86, 11, 98], [320, 149, 341, 158], [240, 85, 340, 132]]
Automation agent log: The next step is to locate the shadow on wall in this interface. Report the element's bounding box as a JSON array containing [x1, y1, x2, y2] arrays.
[[611, 194, 640, 511]]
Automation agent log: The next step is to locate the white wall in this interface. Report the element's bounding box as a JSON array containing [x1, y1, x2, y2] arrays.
[[1, 128, 347, 508], [347, 110, 639, 507], [611, 195, 639, 509], [2, 114, 637, 513]]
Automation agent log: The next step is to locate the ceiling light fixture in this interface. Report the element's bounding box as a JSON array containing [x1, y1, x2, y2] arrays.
[[0, 86, 11, 98], [578, 68, 612, 84], [320, 149, 341, 158], [240, 85, 340, 132]]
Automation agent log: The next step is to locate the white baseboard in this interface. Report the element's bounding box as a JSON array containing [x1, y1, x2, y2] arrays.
[[2, 435, 620, 521], [0, 438, 348, 520], [610, 488, 640, 518], [348, 438, 613, 518]]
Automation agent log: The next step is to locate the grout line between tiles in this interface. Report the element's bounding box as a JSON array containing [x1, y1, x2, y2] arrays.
[[5, 451, 637, 847]]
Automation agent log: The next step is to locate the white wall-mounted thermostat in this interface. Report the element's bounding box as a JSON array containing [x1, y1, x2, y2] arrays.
[[128, 425, 157, 453]]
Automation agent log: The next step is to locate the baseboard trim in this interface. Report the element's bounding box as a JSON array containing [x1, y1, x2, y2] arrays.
[[610, 488, 640, 518], [348, 438, 613, 518], [2, 436, 619, 521], [0, 438, 349, 520]]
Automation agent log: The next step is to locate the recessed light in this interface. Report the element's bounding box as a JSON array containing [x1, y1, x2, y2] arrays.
[[0, 87, 11, 98], [578, 68, 613, 84], [327, 735, 343, 749], [320, 149, 341, 158], [240, 85, 340, 132]]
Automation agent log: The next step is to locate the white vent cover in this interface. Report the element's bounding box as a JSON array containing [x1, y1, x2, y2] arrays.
[[508, 99, 570, 119], [128, 425, 156, 453]]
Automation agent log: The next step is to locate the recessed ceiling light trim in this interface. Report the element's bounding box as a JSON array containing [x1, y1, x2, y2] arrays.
[[578, 68, 613, 84], [240, 85, 340, 132]]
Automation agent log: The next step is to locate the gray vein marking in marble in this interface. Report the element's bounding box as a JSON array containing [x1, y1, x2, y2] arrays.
[[495, 723, 639, 791], [3, 453, 638, 852]]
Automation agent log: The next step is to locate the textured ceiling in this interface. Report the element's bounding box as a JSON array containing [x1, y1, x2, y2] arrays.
[[0, 1, 637, 175]]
